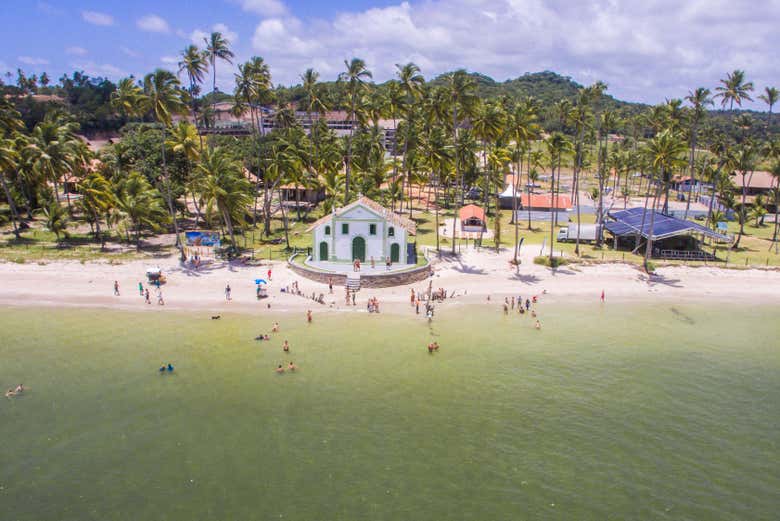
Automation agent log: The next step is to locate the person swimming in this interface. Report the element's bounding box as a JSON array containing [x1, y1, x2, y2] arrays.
[[5, 389, 15, 398], [288, 361, 297, 371], [283, 340, 290, 352], [272, 322, 280, 332], [276, 364, 285, 373], [535, 320, 541, 330], [167, 363, 174, 372], [159, 365, 166, 373]]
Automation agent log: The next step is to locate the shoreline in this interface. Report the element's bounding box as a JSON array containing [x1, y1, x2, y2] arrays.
[[2, 245, 780, 316]]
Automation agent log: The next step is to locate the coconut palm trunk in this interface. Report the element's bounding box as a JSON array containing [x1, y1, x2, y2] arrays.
[[643, 180, 664, 271], [160, 128, 181, 249], [1, 173, 21, 238]]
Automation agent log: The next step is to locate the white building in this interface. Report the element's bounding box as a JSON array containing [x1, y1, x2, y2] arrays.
[[307, 196, 416, 264]]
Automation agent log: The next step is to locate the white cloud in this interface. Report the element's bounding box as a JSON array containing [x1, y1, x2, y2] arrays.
[[213, 23, 238, 44], [190, 29, 209, 45], [71, 61, 126, 78], [18, 56, 50, 66], [120, 46, 140, 58], [161, 56, 179, 65], [82, 10, 114, 26], [238, 0, 287, 17], [243, 0, 779, 108], [65, 46, 88, 56], [137, 14, 170, 33], [190, 23, 238, 46]]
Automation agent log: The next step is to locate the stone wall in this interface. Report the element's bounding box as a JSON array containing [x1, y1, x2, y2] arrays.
[[288, 255, 432, 288]]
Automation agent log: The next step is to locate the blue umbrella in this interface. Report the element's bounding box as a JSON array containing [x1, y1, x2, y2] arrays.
[[254, 279, 267, 285]]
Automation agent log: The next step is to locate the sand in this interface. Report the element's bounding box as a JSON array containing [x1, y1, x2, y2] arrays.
[[0, 245, 779, 316]]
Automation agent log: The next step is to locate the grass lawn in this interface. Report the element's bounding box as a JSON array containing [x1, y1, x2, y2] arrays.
[[2, 200, 778, 269]]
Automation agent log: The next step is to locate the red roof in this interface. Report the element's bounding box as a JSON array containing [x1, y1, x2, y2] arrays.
[[459, 204, 485, 221], [521, 193, 572, 210]]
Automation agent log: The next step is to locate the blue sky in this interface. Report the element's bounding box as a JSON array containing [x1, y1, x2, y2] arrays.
[[3, 0, 778, 109]]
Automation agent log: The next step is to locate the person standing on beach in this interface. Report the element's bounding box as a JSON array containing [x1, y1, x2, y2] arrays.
[[157, 290, 165, 306], [267, 268, 272, 281], [601, 290, 605, 302], [525, 299, 530, 311], [138, 282, 144, 296], [328, 277, 333, 294], [352, 292, 356, 306], [145, 288, 151, 304], [307, 310, 312, 323], [225, 283, 231, 302], [114, 281, 120, 296]]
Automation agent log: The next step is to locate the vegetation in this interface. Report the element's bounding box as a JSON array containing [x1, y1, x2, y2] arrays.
[[1, 35, 779, 273]]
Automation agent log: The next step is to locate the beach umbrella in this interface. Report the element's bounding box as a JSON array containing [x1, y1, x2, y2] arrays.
[[254, 279, 267, 285]]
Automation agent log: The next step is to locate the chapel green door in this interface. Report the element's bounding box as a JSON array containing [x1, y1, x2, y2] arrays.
[[390, 243, 400, 263], [319, 241, 328, 261], [352, 236, 366, 262]]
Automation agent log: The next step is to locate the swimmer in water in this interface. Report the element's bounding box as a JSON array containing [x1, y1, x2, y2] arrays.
[[307, 310, 312, 323], [288, 361, 297, 371], [531, 310, 537, 318], [272, 322, 279, 333], [276, 364, 285, 373], [535, 320, 541, 330], [5, 389, 15, 398], [15, 384, 24, 393], [283, 340, 290, 352]]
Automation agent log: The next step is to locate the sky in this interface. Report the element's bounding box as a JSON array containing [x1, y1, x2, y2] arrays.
[[3, 0, 779, 109]]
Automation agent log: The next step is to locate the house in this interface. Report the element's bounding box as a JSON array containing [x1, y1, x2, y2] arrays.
[[279, 183, 325, 208], [307, 196, 416, 264], [459, 204, 486, 232]]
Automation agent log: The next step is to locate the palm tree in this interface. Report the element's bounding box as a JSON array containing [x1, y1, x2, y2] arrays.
[[758, 86, 779, 129], [166, 121, 202, 225], [683, 87, 713, 220], [644, 129, 688, 270], [730, 142, 758, 248], [445, 70, 478, 253], [78, 171, 115, 248], [338, 58, 372, 204], [30, 115, 80, 206], [197, 147, 253, 247], [115, 171, 169, 249], [507, 101, 540, 261], [0, 137, 21, 238], [769, 161, 780, 254], [545, 132, 573, 264], [715, 70, 754, 111], [110, 78, 145, 121], [204, 31, 234, 111], [143, 69, 187, 249], [472, 101, 506, 218], [178, 44, 209, 135], [567, 89, 593, 255], [396, 62, 424, 214], [42, 199, 69, 244]]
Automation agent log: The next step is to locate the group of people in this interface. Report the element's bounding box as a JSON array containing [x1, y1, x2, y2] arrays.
[[427, 342, 440, 353], [5, 384, 24, 398], [158, 363, 175, 373], [188, 254, 202, 270], [276, 362, 297, 373], [499, 292, 543, 329], [367, 297, 381, 313], [132, 281, 163, 305]]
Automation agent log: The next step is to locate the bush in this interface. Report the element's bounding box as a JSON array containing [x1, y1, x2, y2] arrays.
[[534, 256, 568, 268], [644, 261, 656, 273]]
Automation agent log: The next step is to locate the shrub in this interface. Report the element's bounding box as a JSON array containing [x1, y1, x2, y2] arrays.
[[534, 256, 568, 268]]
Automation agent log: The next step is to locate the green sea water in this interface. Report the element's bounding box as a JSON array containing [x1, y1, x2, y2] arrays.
[[1, 303, 778, 521]]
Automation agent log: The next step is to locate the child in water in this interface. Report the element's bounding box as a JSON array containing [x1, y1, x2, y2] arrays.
[[283, 340, 290, 352], [288, 361, 297, 371], [276, 364, 284, 373]]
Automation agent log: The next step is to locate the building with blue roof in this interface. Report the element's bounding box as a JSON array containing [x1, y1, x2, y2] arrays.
[[604, 208, 731, 260]]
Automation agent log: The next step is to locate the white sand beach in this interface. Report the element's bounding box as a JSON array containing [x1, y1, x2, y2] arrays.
[[1, 245, 779, 315]]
